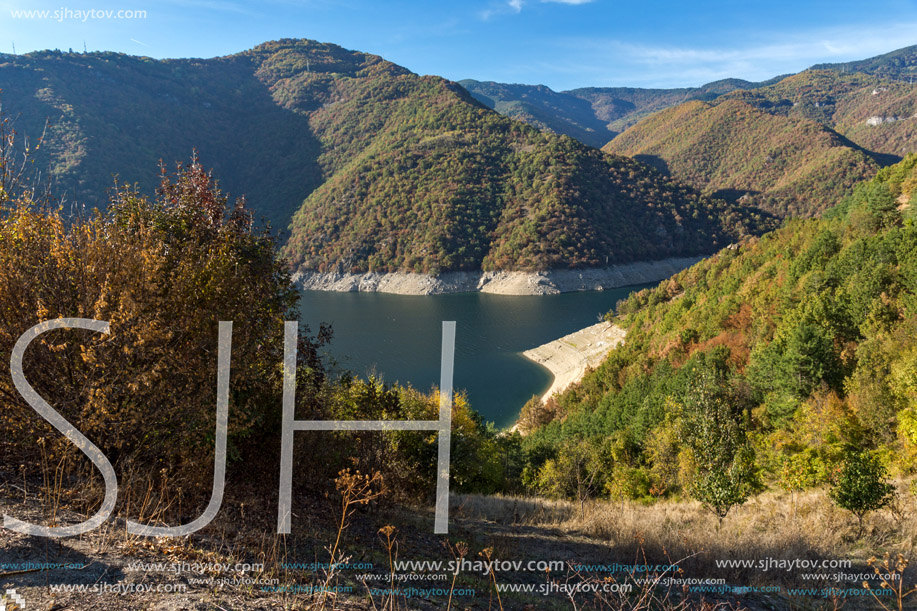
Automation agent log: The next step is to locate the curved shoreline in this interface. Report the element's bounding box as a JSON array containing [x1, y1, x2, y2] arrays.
[[522, 321, 627, 404], [292, 256, 702, 295]]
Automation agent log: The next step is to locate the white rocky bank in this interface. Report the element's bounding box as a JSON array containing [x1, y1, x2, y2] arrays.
[[291, 256, 703, 295]]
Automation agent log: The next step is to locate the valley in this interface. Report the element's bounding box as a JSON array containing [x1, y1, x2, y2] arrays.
[[4, 29, 917, 611]]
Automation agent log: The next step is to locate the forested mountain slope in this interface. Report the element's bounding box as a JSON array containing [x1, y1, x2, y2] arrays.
[[519, 156, 917, 508], [462, 47, 917, 162], [812, 44, 917, 80], [720, 69, 917, 158], [466, 48, 917, 222], [0, 39, 772, 274], [604, 98, 881, 217], [604, 66, 917, 218]]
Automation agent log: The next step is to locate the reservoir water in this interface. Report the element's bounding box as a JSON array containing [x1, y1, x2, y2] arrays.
[[298, 284, 653, 428]]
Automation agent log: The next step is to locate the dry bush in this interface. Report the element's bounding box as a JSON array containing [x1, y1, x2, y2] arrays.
[[516, 395, 562, 434], [0, 157, 329, 519]]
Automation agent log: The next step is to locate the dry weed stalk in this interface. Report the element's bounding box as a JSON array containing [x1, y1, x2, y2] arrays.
[[443, 540, 469, 611], [120, 467, 178, 552], [864, 553, 916, 611], [479, 547, 504, 611], [318, 468, 385, 610], [549, 539, 716, 611], [374, 525, 400, 611]]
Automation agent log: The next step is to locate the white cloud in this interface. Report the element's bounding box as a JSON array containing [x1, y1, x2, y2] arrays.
[[479, 0, 523, 20], [545, 22, 917, 88], [480, 0, 593, 20]]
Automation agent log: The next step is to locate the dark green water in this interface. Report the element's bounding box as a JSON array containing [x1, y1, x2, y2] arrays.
[[298, 284, 653, 428]]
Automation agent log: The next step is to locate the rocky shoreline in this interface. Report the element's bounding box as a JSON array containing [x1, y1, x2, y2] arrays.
[[292, 256, 703, 295]]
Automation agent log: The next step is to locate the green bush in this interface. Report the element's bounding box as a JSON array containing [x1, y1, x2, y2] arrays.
[[829, 450, 896, 531]]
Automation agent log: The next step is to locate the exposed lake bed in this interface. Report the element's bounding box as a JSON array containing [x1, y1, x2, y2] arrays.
[[292, 257, 700, 295], [522, 321, 627, 403]]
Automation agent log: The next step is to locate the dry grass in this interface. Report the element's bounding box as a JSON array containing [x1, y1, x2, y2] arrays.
[[452, 493, 577, 526], [453, 479, 917, 593], [7, 462, 916, 610]]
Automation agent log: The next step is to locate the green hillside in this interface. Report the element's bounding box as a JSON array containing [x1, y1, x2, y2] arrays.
[[462, 47, 917, 160], [0, 39, 772, 275], [519, 156, 917, 510], [603, 66, 917, 218], [0, 46, 327, 231], [721, 70, 880, 123], [463, 49, 917, 212], [604, 98, 881, 217]]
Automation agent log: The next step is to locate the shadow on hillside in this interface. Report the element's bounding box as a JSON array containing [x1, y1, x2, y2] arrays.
[[0, 537, 123, 589], [3, 53, 325, 233], [711, 188, 761, 204], [632, 154, 670, 176]]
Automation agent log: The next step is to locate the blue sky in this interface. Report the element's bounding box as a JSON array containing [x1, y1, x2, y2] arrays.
[[1, 0, 916, 90]]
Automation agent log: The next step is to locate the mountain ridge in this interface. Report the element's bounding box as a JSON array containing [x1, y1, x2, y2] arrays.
[[0, 38, 773, 276], [603, 97, 883, 217], [463, 46, 917, 215], [459, 45, 917, 150], [459, 75, 786, 148]]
